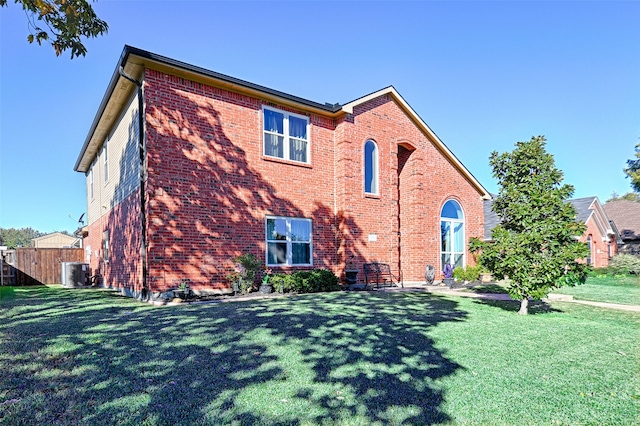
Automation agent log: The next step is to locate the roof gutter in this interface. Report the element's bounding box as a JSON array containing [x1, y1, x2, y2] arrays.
[[117, 65, 149, 300], [74, 48, 133, 172]]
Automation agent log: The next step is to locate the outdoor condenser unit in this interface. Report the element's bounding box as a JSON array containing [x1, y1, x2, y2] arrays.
[[61, 262, 89, 288]]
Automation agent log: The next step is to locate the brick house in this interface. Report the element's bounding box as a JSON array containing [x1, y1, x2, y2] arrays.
[[569, 197, 619, 267], [603, 200, 640, 256], [484, 195, 619, 268], [74, 46, 490, 300]]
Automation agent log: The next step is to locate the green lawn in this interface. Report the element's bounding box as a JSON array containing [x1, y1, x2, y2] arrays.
[[551, 274, 640, 305], [1, 285, 638, 425], [466, 275, 640, 306]]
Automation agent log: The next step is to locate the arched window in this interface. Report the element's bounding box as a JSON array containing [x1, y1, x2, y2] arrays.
[[440, 200, 465, 270], [586, 235, 593, 265], [364, 140, 378, 194]]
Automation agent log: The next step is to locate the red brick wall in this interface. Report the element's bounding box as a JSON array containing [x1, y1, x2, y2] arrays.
[[579, 217, 616, 268], [335, 95, 485, 281], [110, 69, 489, 294], [143, 70, 339, 293], [85, 189, 142, 294]]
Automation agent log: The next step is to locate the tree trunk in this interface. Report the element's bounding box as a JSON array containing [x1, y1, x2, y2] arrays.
[[518, 298, 529, 315]]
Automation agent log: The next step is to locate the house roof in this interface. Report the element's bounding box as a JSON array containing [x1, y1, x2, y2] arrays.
[[603, 200, 640, 241], [32, 232, 77, 242], [74, 45, 490, 199], [483, 195, 616, 241], [483, 194, 500, 240], [569, 196, 597, 224]]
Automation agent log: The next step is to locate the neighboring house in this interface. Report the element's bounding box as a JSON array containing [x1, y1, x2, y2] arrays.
[[483, 195, 618, 268], [569, 197, 619, 267], [603, 200, 640, 256], [74, 46, 490, 300], [32, 232, 82, 249]]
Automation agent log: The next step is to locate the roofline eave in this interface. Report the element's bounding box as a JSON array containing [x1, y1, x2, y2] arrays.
[[342, 86, 491, 200]]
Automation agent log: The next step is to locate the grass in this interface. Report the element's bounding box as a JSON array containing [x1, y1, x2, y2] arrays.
[[1, 285, 639, 425], [551, 274, 640, 305], [465, 274, 640, 306]]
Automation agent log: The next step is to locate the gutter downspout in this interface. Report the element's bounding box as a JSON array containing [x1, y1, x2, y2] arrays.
[[118, 66, 149, 300]]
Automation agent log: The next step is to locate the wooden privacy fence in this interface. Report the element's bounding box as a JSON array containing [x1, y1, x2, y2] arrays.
[[1, 248, 84, 285]]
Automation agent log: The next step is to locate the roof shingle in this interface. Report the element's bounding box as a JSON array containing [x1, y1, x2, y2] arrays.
[[603, 200, 640, 241]]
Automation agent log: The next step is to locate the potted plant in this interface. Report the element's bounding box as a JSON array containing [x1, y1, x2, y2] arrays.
[[226, 253, 261, 295], [479, 268, 493, 283], [173, 279, 191, 300], [344, 254, 359, 285], [259, 266, 273, 294], [442, 263, 454, 288]]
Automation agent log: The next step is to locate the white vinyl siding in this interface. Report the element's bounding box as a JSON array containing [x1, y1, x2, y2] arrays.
[[86, 92, 141, 226], [103, 140, 109, 184]]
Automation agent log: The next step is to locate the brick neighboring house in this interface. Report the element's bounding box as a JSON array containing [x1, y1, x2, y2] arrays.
[[569, 197, 619, 267], [483, 195, 619, 268], [603, 200, 640, 256], [74, 46, 490, 300]]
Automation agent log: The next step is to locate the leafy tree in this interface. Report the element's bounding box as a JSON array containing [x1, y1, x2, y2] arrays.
[[624, 143, 640, 193], [480, 136, 590, 315], [0, 0, 108, 58], [606, 191, 640, 203], [0, 227, 44, 249]]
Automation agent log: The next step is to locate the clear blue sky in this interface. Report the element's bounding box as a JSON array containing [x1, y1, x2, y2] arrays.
[[1, 1, 638, 234]]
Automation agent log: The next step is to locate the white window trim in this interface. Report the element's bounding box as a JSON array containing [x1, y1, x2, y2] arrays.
[[440, 200, 465, 270], [89, 165, 94, 200], [103, 230, 110, 263], [103, 140, 109, 184], [265, 216, 313, 267], [262, 105, 310, 164], [364, 139, 379, 195]]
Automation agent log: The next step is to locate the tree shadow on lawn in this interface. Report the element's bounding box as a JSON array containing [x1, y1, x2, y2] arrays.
[[472, 298, 563, 315], [0, 289, 466, 425]]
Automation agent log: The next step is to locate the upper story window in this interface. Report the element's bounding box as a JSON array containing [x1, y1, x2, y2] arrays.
[[364, 140, 379, 194], [103, 140, 109, 183], [263, 106, 309, 163], [89, 166, 94, 199]]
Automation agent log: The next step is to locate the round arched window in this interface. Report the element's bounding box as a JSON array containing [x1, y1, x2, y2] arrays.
[[364, 140, 378, 194], [440, 200, 464, 270]]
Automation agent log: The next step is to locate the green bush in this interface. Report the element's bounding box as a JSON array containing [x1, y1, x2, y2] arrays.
[[609, 254, 640, 275], [589, 266, 620, 277], [453, 267, 465, 281], [453, 265, 482, 282], [226, 253, 262, 294], [464, 265, 482, 281], [270, 269, 340, 294]]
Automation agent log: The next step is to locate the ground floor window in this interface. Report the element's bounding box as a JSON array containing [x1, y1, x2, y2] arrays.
[[266, 216, 312, 266], [440, 200, 464, 270], [102, 230, 110, 262], [586, 235, 593, 265]]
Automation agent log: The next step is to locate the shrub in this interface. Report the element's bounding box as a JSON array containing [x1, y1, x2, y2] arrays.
[[464, 265, 482, 281], [270, 269, 340, 294], [609, 254, 640, 275], [226, 253, 262, 294], [453, 265, 482, 282], [589, 266, 619, 277]]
